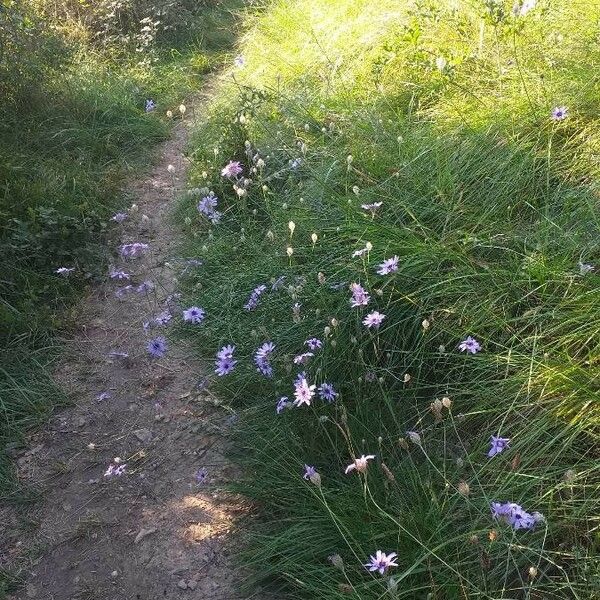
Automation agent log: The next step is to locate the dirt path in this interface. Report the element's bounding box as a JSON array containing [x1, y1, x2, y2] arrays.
[[1, 85, 259, 600]]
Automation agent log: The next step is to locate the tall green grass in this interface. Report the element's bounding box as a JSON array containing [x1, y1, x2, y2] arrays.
[[178, 0, 599, 597]]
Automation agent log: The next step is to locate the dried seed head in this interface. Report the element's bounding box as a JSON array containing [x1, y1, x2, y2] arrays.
[[422, 318, 430, 330], [381, 462, 396, 482], [317, 271, 326, 284], [457, 481, 470, 496], [328, 554, 344, 570], [441, 396, 452, 409]]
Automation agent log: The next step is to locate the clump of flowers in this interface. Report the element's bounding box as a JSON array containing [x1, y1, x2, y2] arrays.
[[244, 284, 267, 311], [293, 372, 316, 407], [488, 435, 510, 457], [377, 256, 399, 275], [491, 502, 544, 530], [254, 342, 276, 377], [350, 283, 370, 307], [345, 454, 375, 474], [363, 311, 386, 328], [458, 336, 481, 354], [364, 551, 398, 575], [147, 336, 167, 358], [120, 242, 149, 258], [221, 160, 243, 178], [215, 345, 237, 376], [183, 306, 206, 324]]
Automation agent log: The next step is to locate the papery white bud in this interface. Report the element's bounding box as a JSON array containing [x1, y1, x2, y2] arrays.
[[166, 110, 173, 118], [317, 272, 326, 284], [167, 164, 176, 173], [179, 104, 186, 114], [286, 247, 294, 257], [288, 221, 295, 236], [422, 319, 430, 330], [266, 230, 274, 242], [403, 373, 411, 383], [352, 185, 360, 195], [365, 241, 373, 251], [311, 233, 318, 244]]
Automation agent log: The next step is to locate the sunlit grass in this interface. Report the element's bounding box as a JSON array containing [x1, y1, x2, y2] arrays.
[[177, 0, 600, 598]]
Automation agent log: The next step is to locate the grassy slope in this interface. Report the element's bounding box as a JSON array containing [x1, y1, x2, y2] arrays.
[[179, 0, 599, 598], [0, 3, 244, 497]]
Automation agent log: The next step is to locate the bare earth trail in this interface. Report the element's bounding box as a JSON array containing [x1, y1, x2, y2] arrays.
[[1, 85, 260, 600]]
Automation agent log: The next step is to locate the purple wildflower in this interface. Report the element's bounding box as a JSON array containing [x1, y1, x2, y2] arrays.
[[111, 212, 128, 223], [154, 311, 172, 326], [458, 336, 482, 354], [254, 342, 276, 378], [145, 99, 156, 112], [244, 284, 267, 311], [293, 352, 314, 365], [551, 106, 568, 121], [96, 392, 111, 401], [120, 242, 149, 258], [276, 396, 290, 414], [234, 55, 245, 67], [363, 311, 386, 328], [195, 467, 208, 484], [183, 306, 206, 324], [271, 276, 286, 291], [350, 283, 370, 307], [197, 195, 218, 216], [304, 338, 323, 350], [303, 465, 317, 480], [215, 345, 237, 376], [221, 161, 243, 178], [55, 267, 74, 276], [361, 202, 383, 217], [115, 285, 133, 299], [345, 454, 375, 474], [104, 460, 127, 477], [491, 502, 540, 530], [377, 256, 399, 275], [488, 435, 510, 457], [136, 280, 155, 294], [293, 374, 316, 407], [147, 336, 167, 358], [109, 268, 130, 280], [364, 551, 398, 575], [318, 382, 338, 402]]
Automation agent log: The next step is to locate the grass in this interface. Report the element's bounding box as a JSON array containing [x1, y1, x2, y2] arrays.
[[176, 0, 600, 598], [0, 0, 246, 501]]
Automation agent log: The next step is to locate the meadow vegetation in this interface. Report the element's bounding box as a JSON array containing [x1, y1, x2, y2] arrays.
[[0, 0, 241, 497], [177, 0, 600, 597]]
